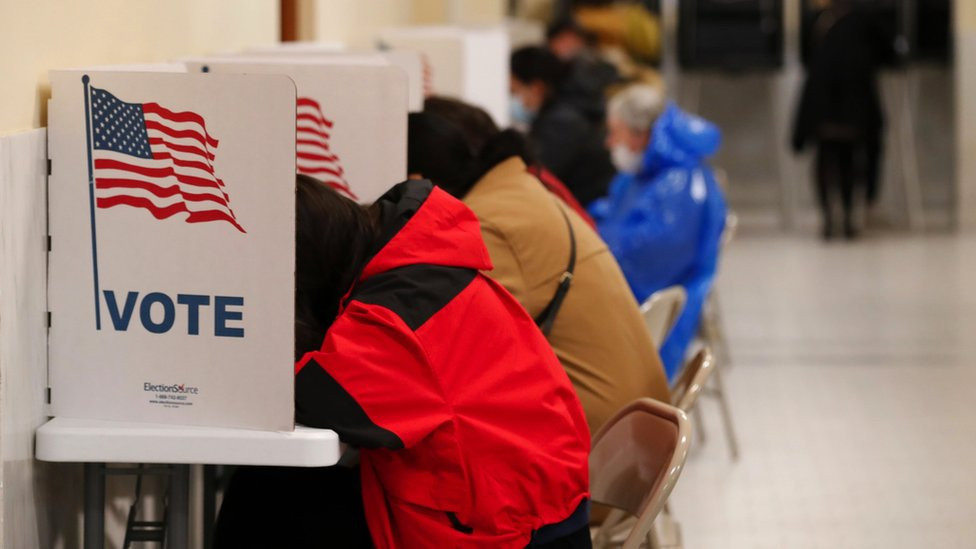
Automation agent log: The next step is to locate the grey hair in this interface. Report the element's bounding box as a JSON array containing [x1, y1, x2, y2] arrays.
[[608, 84, 666, 133]]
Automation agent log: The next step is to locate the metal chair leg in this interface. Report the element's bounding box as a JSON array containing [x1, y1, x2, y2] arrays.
[[647, 525, 663, 549], [593, 508, 628, 548], [710, 364, 740, 461], [707, 292, 733, 369], [691, 407, 707, 446]]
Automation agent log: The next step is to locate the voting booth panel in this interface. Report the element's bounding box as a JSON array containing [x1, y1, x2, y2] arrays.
[[462, 28, 510, 127], [186, 59, 409, 204], [381, 50, 426, 112], [238, 46, 425, 112], [0, 129, 81, 549], [380, 34, 464, 96], [247, 41, 347, 55], [377, 26, 511, 126], [47, 71, 297, 431], [67, 63, 189, 73]]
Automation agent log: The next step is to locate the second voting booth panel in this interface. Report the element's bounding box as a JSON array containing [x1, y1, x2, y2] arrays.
[[240, 45, 426, 113], [47, 70, 297, 431], [186, 58, 409, 205], [377, 25, 511, 126], [44, 57, 411, 432]]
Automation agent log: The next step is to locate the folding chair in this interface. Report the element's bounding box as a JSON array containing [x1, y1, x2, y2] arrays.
[[701, 212, 737, 367], [640, 286, 687, 349], [590, 399, 691, 549], [670, 348, 714, 413], [695, 212, 740, 460]]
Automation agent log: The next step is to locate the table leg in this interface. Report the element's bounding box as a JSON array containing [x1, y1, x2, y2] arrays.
[[167, 465, 190, 549], [84, 463, 105, 549], [203, 465, 216, 549]]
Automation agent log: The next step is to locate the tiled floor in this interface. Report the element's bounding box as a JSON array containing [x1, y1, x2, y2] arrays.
[[668, 232, 976, 549]]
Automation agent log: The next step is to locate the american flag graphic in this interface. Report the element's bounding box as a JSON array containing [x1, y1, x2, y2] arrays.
[[296, 96, 357, 200], [89, 86, 246, 233]]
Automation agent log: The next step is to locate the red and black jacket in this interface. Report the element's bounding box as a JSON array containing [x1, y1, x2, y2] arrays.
[[295, 180, 591, 548]]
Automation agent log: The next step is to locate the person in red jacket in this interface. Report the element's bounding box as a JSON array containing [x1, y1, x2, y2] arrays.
[[219, 175, 592, 548]]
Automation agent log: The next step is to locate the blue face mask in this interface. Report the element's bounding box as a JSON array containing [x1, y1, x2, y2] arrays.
[[509, 95, 536, 127]]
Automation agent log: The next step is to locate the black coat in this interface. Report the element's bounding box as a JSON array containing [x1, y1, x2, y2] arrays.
[[559, 54, 621, 125], [530, 97, 615, 207], [792, 9, 897, 151]]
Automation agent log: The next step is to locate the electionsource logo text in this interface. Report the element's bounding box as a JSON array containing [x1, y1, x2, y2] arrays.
[[143, 382, 200, 395]]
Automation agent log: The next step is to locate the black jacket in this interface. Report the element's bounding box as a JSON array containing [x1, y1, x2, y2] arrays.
[[559, 54, 621, 124], [530, 98, 615, 207], [792, 9, 897, 151]]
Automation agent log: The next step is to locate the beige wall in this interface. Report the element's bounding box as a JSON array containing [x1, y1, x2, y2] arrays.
[[450, 0, 508, 25], [0, 0, 512, 134], [0, 0, 279, 136], [958, 0, 976, 29], [956, 0, 976, 228], [297, 0, 413, 47], [297, 0, 507, 46]]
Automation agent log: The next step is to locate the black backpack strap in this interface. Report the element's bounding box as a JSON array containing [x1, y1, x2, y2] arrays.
[[535, 203, 577, 336]]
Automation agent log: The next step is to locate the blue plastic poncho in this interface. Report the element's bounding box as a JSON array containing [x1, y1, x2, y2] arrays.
[[589, 102, 727, 380]]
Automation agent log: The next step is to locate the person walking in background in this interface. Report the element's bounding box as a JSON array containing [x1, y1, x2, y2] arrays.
[[591, 84, 726, 379], [510, 46, 616, 206], [408, 99, 671, 434], [792, 0, 898, 239]]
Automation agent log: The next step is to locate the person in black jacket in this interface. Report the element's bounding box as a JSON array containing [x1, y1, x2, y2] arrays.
[[546, 17, 622, 125], [792, 0, 897, 239], [510, 46, 616, 207]]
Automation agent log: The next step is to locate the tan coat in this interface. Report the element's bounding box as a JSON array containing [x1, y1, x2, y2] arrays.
[[464, 157, 670, 433]]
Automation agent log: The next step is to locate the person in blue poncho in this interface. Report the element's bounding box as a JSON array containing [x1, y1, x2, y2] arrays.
[[589, 84, 727, 380]]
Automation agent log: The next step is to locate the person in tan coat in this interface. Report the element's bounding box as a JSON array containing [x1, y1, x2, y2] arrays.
[[408, 99, 669, 432]]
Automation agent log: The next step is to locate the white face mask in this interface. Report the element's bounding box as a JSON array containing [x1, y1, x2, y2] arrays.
[[611, 144, 642, 174]]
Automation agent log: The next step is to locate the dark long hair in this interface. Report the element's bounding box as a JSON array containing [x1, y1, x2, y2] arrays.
[[408, 98, 539, 198], [423, 96, 500, 153], [407, 111, 475, 197], [294, 174, 376, 360]]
